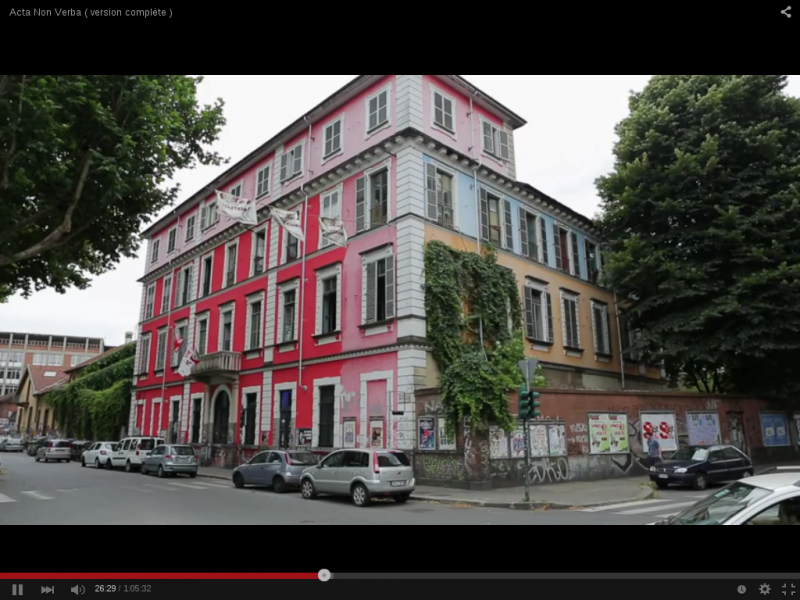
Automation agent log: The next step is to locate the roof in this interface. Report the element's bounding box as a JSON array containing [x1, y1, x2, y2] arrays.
[[64, 341, 135, 375], [742, 473, 800, 491], [0, 392, 15, 404], [17, 365, 69, 398], [141, 75, 527, 238]]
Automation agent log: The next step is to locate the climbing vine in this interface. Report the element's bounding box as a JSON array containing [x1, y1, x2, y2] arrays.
[[425, 241, 535, 435]]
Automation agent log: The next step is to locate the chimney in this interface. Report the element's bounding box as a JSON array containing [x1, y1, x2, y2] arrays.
[[124, 331, 133, 344]]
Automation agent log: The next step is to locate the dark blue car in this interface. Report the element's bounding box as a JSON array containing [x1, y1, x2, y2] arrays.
[[649, 444, 754, 490]]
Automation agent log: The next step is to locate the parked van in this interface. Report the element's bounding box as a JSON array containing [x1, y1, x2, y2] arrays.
[[110, 436, 165, 472]]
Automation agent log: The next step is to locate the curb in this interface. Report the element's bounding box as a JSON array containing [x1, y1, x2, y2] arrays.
[[198, 471, 232, 482]]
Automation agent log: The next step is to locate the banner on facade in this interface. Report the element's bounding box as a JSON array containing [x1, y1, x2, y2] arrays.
[[319, 216, 348, 247], [489, 425, 509, 458], [215, 190, 257, 225], [687, 412, 720, 446], [760, 413, 790, 447], [271, 207, 305, 241], [177, 348, 200, 377], [641, 412, 677, 452]]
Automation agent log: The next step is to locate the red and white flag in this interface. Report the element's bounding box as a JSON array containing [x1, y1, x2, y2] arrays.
[[177, 348, 201, 378], [173, 329, 184, 353]]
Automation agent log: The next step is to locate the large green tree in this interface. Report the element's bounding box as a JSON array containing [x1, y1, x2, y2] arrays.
[[597, 75, 800, 398], [0, 75, 226, 299]]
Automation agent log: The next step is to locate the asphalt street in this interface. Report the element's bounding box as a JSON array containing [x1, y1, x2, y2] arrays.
[[0, 451, 712, 525]]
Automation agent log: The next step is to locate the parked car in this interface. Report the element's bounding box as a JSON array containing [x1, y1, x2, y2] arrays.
[[71, 440, 93, 461], [233, 450, 318, 493], [27, 436, 49, 457], [109, 436, 165, 472], [34, 439, 73, 463], [141, 444, 198, 478], [0, 436, 24, 452], [300, 449, 415, 507], [81, 442, 118, 468], [653, 469, 800, 525], [649, 444, 753, 490]]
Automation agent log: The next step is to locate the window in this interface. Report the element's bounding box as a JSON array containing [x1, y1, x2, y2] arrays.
[[185, 215, 196, 243], [481, 119, 510, 161], [519, 209, 540, 262], [251, 228, 266, 276], [363, 254, 394, 324], [323, 116, 343, 158], [220, 307, 233, 352], [224, 243, 238, 288], [172, 323, 187, 367], [196, 316, 209, 355], [540, 219, 549, 265], [355, 168, 389, 232], [155, 329, 167, 371], [33, 353, 44, 365], [432, 87, 455, 133], [366, 86, 389, 133], [167, 227, 177, 254], [48, 354, 62, 366], [139, 335, 151, 374], [479, 188, 504, 247], [247, 298, 263, 350], [321, 451, 345, 468], [176, 265, 193, 307], [585, 240, 600, 284], [201, 255, 213, 297], [524, 282, 554, 343], [70, 355, 89, 367], [244, 392, 257, 446], [319, 188, 341, 248], [250, 452, 268, 465], [256, 164, 271, 198], [3, 368, 21, 381], [229, 182, 242, 198], [320, 277, 337, 335], [745, 497, 800, 526], [150, 239, 160, 264], [279, 142, 303, 182], [318, 385, 335, 448], [424, 164, 454, 229], [553, 224, 576, 275], [315, 264, 341, 337], [561, 292, 581, 349], [281, 289, 297, 343], [619, 316, 643, 362], [161, 276, 172, 314], [283, 209, 301, 263], [145, 284, 155, 319], [591, 301, 612, 356], [200, 200, 218, 230]]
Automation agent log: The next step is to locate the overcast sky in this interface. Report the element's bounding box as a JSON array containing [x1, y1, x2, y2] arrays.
[[2, 75, 798, 346]]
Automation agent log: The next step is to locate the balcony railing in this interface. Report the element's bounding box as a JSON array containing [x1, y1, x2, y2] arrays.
[[191, 351, 241, 383]]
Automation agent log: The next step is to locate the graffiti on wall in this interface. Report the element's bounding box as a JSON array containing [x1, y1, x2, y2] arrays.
[[417, 453, 467, 480], [568, 422, 589, 454], [529, 457, 570, 484]]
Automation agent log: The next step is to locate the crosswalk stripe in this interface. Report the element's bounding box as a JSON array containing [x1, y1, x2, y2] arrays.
[[21, 491, 54, 500], [0, 493, 16, 503], [578, 499, 672, 513], [143, 483, 178, 492], [196, 482, 230, 489], [168, 482, 209, 490], [616, 501, 696, 515]]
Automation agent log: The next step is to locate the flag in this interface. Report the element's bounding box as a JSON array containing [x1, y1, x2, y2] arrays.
[[173, 329, 184, 353], [319, 216, 348, 247], [215, 190, 257, 225], [271, 207, 304, 241], [177, 348, 201, 378]]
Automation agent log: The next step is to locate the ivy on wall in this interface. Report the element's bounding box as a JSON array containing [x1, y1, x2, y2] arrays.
[[424, 241, 543, 435], [43, 343, 135, 441]]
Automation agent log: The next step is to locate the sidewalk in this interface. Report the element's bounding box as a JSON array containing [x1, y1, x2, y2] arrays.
[[197, 465, 653, 510]]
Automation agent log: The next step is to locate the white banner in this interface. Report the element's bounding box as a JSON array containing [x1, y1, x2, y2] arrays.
[[319, 216, 347, 247], [271, 207, 304, 241], [177, 348, 200, 378], [215, 190, 257, 225]]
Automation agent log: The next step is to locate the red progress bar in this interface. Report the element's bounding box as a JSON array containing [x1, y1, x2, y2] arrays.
[[0, 574, 318, 580]]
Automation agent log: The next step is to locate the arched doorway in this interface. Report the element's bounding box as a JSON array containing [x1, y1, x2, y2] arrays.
[[212, 391, 230, 444]]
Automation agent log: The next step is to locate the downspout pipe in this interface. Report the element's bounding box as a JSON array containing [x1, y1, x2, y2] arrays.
[[298, 116, 312, 392], [469, 91, 487, 358]]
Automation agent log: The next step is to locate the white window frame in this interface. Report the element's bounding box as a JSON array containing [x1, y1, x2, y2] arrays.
[[364, 83, 392, 139], [255, 163, 272, 199], [200, 252, 214, 298], [279, 142, 304, 182], [200, 197, 219, 231], [430, 84, 457, 137], [184, 213, 196, 243], [560, 291, 581, 351], [277, 279, 300, 344], [591, 300, 612, 357], [218, 304, 235, 353], [155, 328, 168, 372], [355, 159, 392, 233], [250, 225, 268, 278], [171, 320, 188, 367], [322, 113, 345, 162], [424, 161, 458, 229], [175, 263, 194, 307], [223, 240, 239, 289], [166, 226, 178, 255], [160, 275, 172, 315], [519, 207, 543, 263], [315, 263, 342, 337], [150, 238, 160, 264], [245, 292, 266, 351], [480, 116, 510, 162], [319, 184, 342, 248], [523, 279, 553, 343], [479, 186, 507, 248], [228, 180, 244, 199], [144, 284, 156, 320], [280, 206, 302, 265], [361, 245, 395, 326], [195, 313, 210, 355]]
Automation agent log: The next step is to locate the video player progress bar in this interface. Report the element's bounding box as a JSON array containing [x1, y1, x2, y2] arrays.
[[334, 573, 800, 579]]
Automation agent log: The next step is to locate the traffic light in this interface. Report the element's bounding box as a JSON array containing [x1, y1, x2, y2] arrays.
[[518, 388, 541, 419]]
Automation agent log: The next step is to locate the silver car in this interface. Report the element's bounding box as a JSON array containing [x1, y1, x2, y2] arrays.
[[140, 444, 198, 478], [300, 449, 415, 507], [0, 437, 24, 452], [232, 450, 318, 493], [35, 439, 72, 462]]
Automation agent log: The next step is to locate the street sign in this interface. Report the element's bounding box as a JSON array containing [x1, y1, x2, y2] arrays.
[[517, 359, 539, 388]]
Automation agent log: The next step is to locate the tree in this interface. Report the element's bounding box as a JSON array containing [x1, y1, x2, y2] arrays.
[[597, 75, 800, 398], [0, 75, 226, 299]]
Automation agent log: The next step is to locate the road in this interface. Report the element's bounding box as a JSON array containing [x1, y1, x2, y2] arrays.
[[0, 452, 713, 525]]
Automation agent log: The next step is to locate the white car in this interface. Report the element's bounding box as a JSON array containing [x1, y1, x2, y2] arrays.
[[1, 437, 24, 452], [110, 436, 165, 472], [654, 467, 800, 525], [81, 441, 118, 469]]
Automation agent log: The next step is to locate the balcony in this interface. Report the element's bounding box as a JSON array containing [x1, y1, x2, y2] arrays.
[[191, 350, 241, 385]]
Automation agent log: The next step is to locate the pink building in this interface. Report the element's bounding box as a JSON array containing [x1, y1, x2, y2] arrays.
[[131, 75, 663, 469]]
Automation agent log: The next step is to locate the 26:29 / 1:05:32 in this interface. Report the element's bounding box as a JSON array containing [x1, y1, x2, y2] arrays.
[[95, 585, 153, 593]]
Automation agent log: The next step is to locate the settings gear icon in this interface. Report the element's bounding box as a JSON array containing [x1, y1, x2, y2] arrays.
[[760, 584, 771, 595]]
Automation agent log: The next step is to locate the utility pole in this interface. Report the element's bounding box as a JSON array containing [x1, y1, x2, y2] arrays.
[[517, 359, 541, 503]]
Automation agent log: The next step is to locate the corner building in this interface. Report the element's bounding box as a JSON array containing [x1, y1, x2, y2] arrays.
[[131, 75, 663, 468]]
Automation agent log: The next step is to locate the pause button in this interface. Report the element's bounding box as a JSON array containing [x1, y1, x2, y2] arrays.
[[12, 584, 23, 596]]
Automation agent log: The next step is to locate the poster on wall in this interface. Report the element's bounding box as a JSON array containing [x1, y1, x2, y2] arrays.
[[489, 426, 509, 459], [438, 418, 456, 450], [760, 413, 790, 447], [589, 413, 629, 454], [641, 412, 677, 452], [343, 419, 356, 448], [510, 427, 526, 458], [370, 418, 384, 448], [419, 417, 436, 450], [529, 424, 549, 457], [687, 412, 720, 446], [548, 424, 567, 456], [297, 428, 312, 446]]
